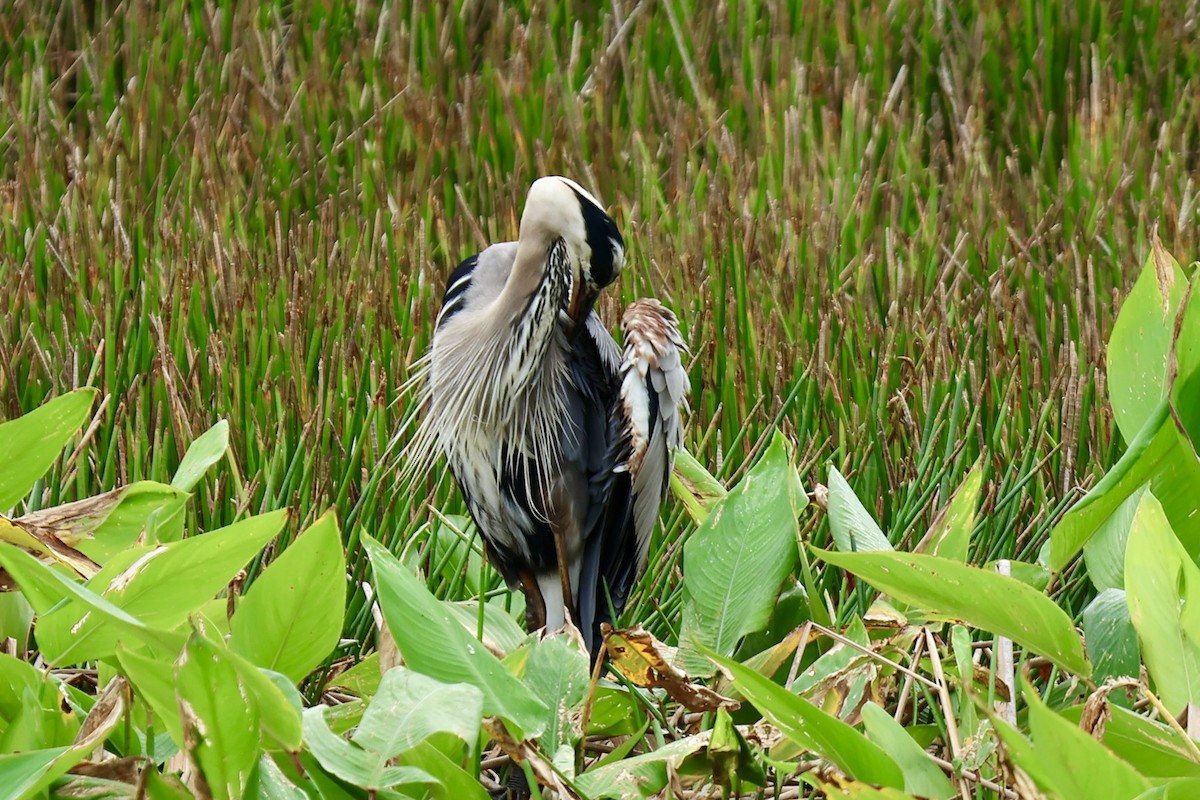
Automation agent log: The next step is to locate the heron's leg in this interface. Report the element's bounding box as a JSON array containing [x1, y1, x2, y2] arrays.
[[517, 569, 546, 632], [552, 522, 575, 628]]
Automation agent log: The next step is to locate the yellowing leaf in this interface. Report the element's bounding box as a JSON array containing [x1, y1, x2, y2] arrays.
[[0, 514, 100, 579], [603, 624, 738, 713]]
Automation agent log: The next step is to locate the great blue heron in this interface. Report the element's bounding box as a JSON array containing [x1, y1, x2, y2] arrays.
[[408, 176, 687, 654]]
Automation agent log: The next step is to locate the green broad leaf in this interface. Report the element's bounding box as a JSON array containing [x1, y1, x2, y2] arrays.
[[1171, 279, 1200, 443], [49, 774, 139, 800], [826, 466, 892, 552], [2, 677, 117, 794], [587, 685, 644, 737], [361, 533, 547, 739], [708, 706, 765, 791], [1061, 704, 1200, 780], [176, 630, 260, 800], [1124, 492, 1200, 715], [1107, 239, 1188, 445], [814, 547, 1090, 677], [985, 559, 1050, 591], [39, 510, 287, 664], [0, 592, 33, 652], [1021, 677, 1149, 799], [677, 433, 808, 675], [917, 461, 982, 561], [352, 667, 483, 763], [521, 633, 589, 755], [171, 420, 229, 492], [230, 511, 344, 682], [326, 653, 381, 699], [1135, 778, 1200, 799], [121, 630, 302, 753], [1050, 400, 1200, 570], [226, 661, 304, 752], [256, 754, 309, 800], [950, 625, 979, 736], [670, 446, 728, 524], [0, 389, 97, 513], [861, 703, 956, 799], [428, 514, 493, 597], [813, 781, 921, 799], [142, 769, 193, 800], [0, 747, 73, 799], [0, 543, 184, 664], [302, 705, 438, 791], [294, 752, 362, 800], [443, 599, 527, 657], [399, 740, 489, 800], [574, 732, 713, 799], [0, 652, 63, 730], [320, 699, 366, 736], [1083, 488, 1145, 591], [15, 481, 191, 565], [592, 718, 650, 768], [709, 650, 905, 789], [1082, 589, 1141, 686], [989, 710, 1071, 794], [115, 644, 184, 746], [788, 616, 870, 700]]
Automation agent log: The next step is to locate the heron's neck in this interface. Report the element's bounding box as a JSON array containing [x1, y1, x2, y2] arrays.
[[498, 235, 557, 307], [483, 236, 569, 414]]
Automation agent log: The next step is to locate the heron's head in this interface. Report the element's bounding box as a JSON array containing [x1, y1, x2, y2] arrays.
[[519, 176, 625, 327]]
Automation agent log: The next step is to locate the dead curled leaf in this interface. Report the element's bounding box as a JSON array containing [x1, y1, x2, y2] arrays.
[[0, 513, 101, 580], [1150, 223, 1176, 317], [68, 756, 144, 784], [1080, 677, 1140, 739], [482, 717, 580, 799], [75, 676, 129, 749], [601, 624, 739, 713], [809, 483, 829, 511]]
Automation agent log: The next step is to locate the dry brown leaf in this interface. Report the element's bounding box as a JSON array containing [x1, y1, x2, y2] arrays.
[[994, 736, 1048, 800], [482, 717, 580, 799], [809, 483, 829, 511], [1080, 678, 1140, 739], [0, 513, 101, 580], [1185, 702, 1199, 741], [68, 756, 143, 784], [1079, 691, 1111, 740], [76, 676, 128, 750], [1150, 223, 1176, 316], [601, 624, 739, 713], [376, 611, 402, 673], [14, 489, 132, 547], [975, 662, 1012, 703], [862, 600, 908, 629]]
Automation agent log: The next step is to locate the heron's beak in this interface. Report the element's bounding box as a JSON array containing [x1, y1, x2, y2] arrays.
[[567, 275, 595, 332]]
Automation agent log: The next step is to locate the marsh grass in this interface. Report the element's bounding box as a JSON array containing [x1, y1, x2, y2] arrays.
[[3, 0, 1198, 650]]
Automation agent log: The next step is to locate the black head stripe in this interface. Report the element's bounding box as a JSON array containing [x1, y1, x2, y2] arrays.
[[437, 254, 478, 329], [571, 188, 623, 287]]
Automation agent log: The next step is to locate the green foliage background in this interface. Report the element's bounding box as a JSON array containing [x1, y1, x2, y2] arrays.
[[8, 1, 1199, 605], [4, 3, 1200, 798]]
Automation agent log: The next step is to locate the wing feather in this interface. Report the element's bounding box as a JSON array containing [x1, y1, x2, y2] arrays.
[[618, 299, 689, 570]]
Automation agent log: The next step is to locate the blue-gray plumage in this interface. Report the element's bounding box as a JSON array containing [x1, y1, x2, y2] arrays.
[[408, 176, 687, 654]]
